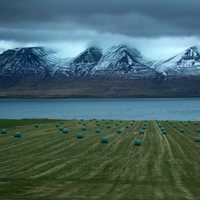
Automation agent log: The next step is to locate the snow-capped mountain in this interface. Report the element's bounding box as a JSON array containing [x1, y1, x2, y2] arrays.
[[0, 47, 58, 82], [55, 47, 102, 78], [2, 44, 200, 87], [155, 46, 200, 76], [92, 45, 158, 78]]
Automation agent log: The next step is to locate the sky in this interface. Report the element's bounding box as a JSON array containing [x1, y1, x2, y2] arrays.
[[0, 0, 200, 59]]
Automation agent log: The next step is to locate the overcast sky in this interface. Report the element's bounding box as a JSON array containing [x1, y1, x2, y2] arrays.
[[0, 0, 200, 59]]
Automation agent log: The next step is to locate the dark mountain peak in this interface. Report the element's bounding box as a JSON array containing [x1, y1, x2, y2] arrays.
[[0, 46, 56, 84], [71, 46, 102, 65]]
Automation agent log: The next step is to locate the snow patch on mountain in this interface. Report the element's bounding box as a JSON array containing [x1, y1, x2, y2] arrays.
[[155, 46, 200, 76], [0, 47, 58, 80], [93, 44, 158, 78]]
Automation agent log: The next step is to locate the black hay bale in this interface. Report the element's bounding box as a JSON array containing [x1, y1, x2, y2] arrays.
[[101, 137, 109, 144], [1, 129, 7, 134]]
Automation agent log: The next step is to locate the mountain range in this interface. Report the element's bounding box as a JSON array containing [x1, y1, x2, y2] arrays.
[[1, 44, 200, 97]]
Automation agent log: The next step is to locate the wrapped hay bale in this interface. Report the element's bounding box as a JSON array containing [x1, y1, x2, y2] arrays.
[[195, 128, 200, 133], [76, 133, 84, 139], [101, 137, 108, 144], [34, 124, 39, 128], [139, 128, 145, 134], [193, 136, 200, 142], [81, 127, 87, 131], [14, 132, 22, 138], [96, 128, 101, 133], [117, 129, 123, 134], [133, 139, 143, 146], [62, 128, 69, 134], [1, 129, 7, 134]]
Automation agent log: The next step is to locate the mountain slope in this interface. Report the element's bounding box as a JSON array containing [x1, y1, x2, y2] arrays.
[[93, 45, 159, 79], [0, 47, 58, 86], [155, 46, 200, 76], [55, 47, 102, 78]]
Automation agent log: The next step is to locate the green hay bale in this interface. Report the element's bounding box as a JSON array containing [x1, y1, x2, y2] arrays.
[[139, 128, 145, 134], [180, 129, 184, 133], [96, 128, 101, 133], [133, 139, 143, 146], [59, 127, 63, 132], [1, 129, 7, 134], [81, 127, 87, 131], [101, 137, 109, 144], [76, 133, 84, 139], [162, 130, 167, 135], [34, 124, 39, 128], [117, 129, 123, 134], [193, 136, 200, 142], [62, 128, 69, 134], [195, 128, 200, 133], [14, 132, 22, 138]]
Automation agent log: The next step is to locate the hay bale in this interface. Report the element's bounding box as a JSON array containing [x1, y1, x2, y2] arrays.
[[101, 137, 108, 144], [139, 128, 145, 134], [59, 127, 64, 132], [162, 130, 167, 135], [117, 129, 123, 134], [76, 133, 84, 139], [196, 128, 200, 133], [133, 139, 142, 146], [1, 129, 7, 134], [14, 132, 22, 138], [34, 124, 39, 128], [81, 127, 87, 131], [193, 136, 200, 142], [96, 128, 101, 133], [62, 128, 69, 134]]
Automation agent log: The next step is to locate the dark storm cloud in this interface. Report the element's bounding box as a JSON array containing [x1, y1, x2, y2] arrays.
[[0, 0, 200, 42]]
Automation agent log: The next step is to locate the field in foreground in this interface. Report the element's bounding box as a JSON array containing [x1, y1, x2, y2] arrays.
[[0, 119, 200, 200]]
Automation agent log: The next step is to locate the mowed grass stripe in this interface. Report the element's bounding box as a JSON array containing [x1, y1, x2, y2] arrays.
[[0, 119, 200, 200]]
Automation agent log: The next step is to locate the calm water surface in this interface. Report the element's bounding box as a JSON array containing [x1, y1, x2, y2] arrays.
[[0, 98, 200, 120]]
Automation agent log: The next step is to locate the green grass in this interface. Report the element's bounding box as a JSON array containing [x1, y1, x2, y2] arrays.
[[0, 119, 200, 200]]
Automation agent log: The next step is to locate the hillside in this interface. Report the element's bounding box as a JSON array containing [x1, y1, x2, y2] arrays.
[[0, 45, 200, 97], [0, 119, 200, 199]]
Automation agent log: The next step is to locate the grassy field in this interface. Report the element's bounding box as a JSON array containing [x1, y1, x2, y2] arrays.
[[0, 119, 200, 200]]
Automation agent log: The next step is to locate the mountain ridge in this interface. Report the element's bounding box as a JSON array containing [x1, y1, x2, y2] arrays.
[[1, 44, 200, 92]]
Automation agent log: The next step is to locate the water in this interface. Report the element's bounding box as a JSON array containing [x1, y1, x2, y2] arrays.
[[0, 98, 200, 120]]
